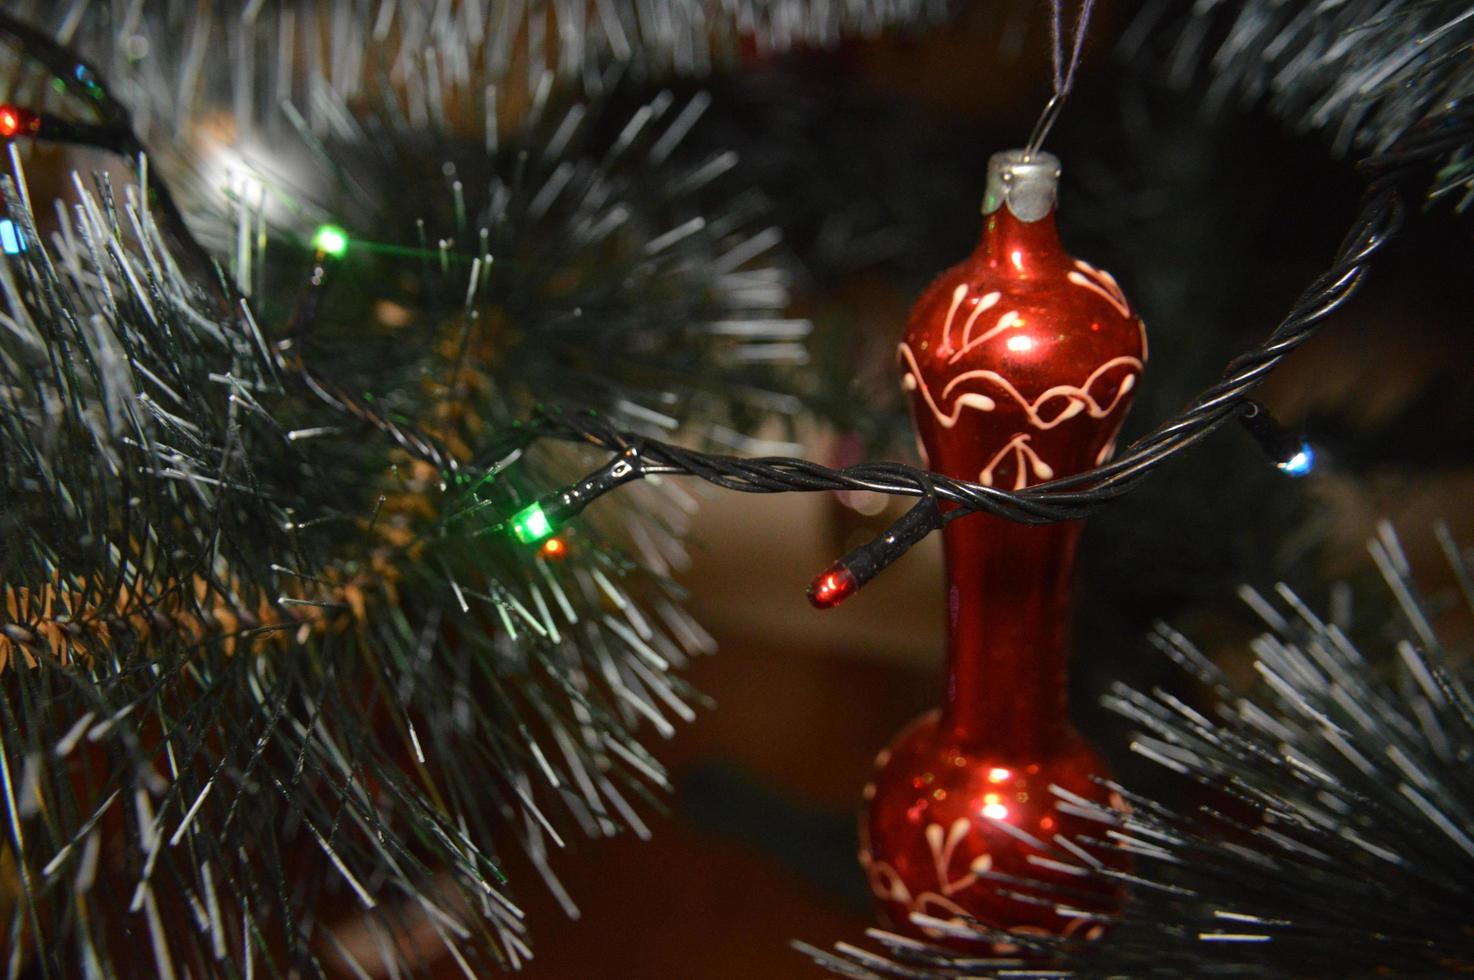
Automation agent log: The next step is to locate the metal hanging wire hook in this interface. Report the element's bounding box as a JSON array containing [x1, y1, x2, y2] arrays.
[[1023, 0, 1097, 161], [1023, 93, 1066, 161]]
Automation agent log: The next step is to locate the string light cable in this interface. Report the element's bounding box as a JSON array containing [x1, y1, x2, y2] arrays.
[[517, 151, 1400, 592], [503, 55, 1455, 607], [0, 8, 1452, 609]]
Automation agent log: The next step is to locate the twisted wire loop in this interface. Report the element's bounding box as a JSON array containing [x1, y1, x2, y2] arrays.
[[525, 105, 1458, 538]]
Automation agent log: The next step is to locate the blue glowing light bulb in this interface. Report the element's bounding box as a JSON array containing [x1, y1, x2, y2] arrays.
[[1278, 443, 1315, 478]]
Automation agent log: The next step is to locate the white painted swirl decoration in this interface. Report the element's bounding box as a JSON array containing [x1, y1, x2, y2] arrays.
[[898, 266, 1144, 488]]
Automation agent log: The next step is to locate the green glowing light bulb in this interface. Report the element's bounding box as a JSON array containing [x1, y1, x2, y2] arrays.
[[510, 502, 553, 544], [312, 224, 349, 258]]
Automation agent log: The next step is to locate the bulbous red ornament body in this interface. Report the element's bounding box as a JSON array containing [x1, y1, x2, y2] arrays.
[[861, 151, 1145, 946]]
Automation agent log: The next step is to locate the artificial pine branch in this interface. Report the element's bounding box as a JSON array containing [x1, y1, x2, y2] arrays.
[[2, 0, 950, 150], [1132, 0, 1474, 209], [0, 6, 817, 974]]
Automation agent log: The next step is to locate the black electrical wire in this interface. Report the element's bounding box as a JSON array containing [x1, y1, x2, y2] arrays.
[[2, 8, 1463, 601], [508, 109, 1463, 596], [521, 163, 1387, 527]]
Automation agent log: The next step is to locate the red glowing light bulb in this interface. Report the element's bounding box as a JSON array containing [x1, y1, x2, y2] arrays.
[[0, 106, 37, 139], [806, 564, 857, 609], [539, 537, 567, 559]]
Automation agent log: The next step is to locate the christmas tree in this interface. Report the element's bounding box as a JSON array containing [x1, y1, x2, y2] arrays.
[[2, 1, 1472, 976]]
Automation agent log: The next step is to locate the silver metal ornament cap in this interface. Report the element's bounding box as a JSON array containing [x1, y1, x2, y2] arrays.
[[981, 149, 1061, 223]]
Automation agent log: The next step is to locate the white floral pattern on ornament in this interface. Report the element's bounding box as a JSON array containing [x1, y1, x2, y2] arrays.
[[935, 270, 1144, 364], [1067, 259, 1131, 319], [898, 264, 1144, 488], [899, 343, 1141, 431], [1069, 259, 1149, 359], [859, 816, 993, 938], [979, 433, 1053, 489], [860, 817, 1111, 951]]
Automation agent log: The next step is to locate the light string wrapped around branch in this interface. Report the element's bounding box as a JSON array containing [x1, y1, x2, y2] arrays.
[[500, 102, 1474, 604]]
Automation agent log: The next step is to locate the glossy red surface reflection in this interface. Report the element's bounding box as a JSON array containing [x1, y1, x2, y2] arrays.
[[861, 711, 1119, 945], [861, 153, 1144, 947]]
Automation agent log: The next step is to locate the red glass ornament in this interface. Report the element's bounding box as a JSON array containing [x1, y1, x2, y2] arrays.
[[860, 150, 1145, 947]]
